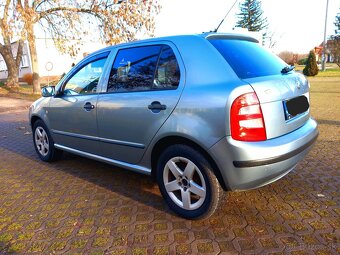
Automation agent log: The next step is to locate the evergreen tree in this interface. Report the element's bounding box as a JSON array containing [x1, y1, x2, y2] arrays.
[[335, 12, 340, 34], [303, 51, 319, 76], [235, 0, 268, 32]]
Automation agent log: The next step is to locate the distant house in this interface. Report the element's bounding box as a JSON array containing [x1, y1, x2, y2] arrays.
[[0, 41, 32, 81], [0, 38, 105, 82], [314, 42, 332, 63]]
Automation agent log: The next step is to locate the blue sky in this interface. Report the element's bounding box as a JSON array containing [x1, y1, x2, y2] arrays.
[[154, 0, 340, 53]]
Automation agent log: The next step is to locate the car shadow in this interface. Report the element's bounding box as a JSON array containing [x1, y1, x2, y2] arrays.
[[315, 118, 340, 126], [0, 116, 172, 215]]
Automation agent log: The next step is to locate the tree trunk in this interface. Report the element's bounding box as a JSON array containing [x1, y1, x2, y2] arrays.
[[0, 45, 19, 88], [6, 62, 19, 88], [27, 24, 40, 94]]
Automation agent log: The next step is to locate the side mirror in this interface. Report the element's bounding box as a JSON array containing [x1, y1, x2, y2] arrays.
[[41, 86, 55, 97]]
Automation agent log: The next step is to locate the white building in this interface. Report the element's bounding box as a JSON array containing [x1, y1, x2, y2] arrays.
[[0, 38, 104, 82], [0, 41, 32, 81]]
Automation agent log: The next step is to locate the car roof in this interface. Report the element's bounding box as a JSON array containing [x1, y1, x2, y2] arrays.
[[88, 32, 259, 57]]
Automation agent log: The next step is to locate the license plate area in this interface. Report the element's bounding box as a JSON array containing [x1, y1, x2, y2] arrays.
[[283, 96, 309, 120]]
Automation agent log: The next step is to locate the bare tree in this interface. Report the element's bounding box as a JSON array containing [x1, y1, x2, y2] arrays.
[[278, 51, 294, 64], [0, 0, 160, 93], [0, 0, 24, 87], [265, 30, 284, 49]]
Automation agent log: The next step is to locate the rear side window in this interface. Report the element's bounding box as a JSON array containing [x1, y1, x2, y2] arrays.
[[107, 45, 180, 93], [108, 45, 161, 92], [209, 39, 287, 79], [154, 45, 180, 89]]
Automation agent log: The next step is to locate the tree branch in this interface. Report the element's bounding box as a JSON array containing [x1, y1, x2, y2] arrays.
[[17, 0, 23, 11], [34, 0, 51, 11], [0, 43, 4, 55], [15, 39, 23, 67], [3, 0, 11, 19], [39, 7, 101, 20], [0, 0, 12, 45]]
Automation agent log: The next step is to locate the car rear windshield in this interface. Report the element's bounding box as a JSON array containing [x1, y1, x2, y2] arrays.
[[209, 39, 287, 79]]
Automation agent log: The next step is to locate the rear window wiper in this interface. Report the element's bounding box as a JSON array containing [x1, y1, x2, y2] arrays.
[[281, 65, 295, 74]]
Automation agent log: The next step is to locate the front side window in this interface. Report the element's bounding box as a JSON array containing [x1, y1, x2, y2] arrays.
[[153, 45, 180, 89], [107, 45, 161, 92], [63, 57, 107, 96]]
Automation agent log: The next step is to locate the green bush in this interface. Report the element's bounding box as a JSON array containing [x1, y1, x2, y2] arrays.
[[298, 58, 307, 65], [303, 50, 319, 76]]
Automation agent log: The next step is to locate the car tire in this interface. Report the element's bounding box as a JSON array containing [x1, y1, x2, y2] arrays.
[[157, 144, 224, 219], [32, 120, 62, 162]]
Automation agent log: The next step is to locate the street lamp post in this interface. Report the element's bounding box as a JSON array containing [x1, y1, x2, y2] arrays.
[[322, 0, 330, 71]]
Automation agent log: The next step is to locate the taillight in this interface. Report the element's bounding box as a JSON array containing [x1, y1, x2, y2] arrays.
[[230, 92, 267, 141]]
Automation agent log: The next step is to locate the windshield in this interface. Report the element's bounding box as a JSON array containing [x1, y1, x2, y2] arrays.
[[209, 39, 288, 79]]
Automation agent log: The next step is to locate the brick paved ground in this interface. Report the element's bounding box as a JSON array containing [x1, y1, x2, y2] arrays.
[[0, 78, 339, 254]]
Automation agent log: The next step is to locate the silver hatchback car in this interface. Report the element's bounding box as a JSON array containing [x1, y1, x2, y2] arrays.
[[29, 33, 318, 219]]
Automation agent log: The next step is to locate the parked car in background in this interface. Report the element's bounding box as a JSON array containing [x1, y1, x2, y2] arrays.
[[29, 33, 318, 219]]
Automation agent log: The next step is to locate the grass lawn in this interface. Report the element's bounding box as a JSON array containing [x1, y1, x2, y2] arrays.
[[295, 65, 305, 71], [308, 75, 340, 130], [316, 68, 340, 77], [295, 63, 340, 77], [0, 83, 41, 101], [302, 74, 340, 121]]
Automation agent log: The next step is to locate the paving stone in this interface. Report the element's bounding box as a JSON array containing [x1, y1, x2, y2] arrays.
[[0, 82, 339, 254]]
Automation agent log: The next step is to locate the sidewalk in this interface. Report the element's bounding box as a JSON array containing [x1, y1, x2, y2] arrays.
[[0, 96, 33, 113]]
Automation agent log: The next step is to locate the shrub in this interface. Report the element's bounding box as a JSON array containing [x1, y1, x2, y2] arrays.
[[298, 58, 307, 65], [22, 73, 33, 85], [303, 50, 319, 76]]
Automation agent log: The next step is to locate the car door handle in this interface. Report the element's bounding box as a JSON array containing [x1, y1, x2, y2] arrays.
[[83, 102, 95, 111], [148, 101, 167, 112]]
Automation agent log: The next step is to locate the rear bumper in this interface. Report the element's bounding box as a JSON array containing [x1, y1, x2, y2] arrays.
[[209, 118, 318, 191]]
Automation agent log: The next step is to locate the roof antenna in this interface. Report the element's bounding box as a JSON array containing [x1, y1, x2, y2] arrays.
[[213, 0, 239, 32]]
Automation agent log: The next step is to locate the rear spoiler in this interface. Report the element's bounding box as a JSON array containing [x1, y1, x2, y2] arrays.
[[204, 33, 259, 43]]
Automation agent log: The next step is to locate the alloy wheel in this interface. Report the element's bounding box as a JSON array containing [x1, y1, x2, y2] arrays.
[[163, 157, 206, 210], [34, 126, 49, 157]]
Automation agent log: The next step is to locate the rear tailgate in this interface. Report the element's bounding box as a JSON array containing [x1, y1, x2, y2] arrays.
[[243, 73, 310, 139], [208, 36, 312, 140]]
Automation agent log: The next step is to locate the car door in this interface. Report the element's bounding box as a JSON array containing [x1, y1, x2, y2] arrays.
[[47, 52, 110, 154], [96, 44, 184, 164]]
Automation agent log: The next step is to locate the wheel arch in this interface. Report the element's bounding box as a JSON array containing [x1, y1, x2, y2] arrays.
[[30, 115, 43, 128], [151, 135, 229, 191]]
